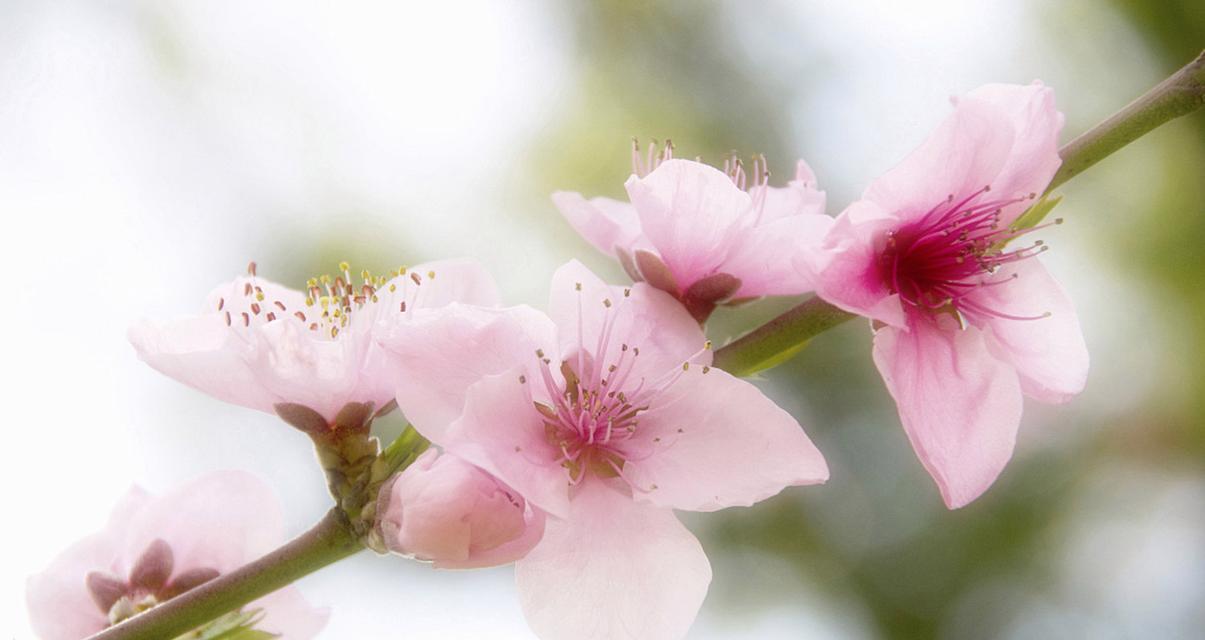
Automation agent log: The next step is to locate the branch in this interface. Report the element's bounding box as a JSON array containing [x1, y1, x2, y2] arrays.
[[713, 50, 1205, 376], [1047, 49, 1205, 192], [87, 509, 363, 640]]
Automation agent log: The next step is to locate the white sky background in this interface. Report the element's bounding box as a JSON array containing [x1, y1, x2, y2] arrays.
[[1, 1, 1199, 638]]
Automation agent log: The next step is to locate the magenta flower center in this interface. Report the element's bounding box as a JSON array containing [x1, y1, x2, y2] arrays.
[[529, 286, 707, 485], [880, 187, 1058, 322]]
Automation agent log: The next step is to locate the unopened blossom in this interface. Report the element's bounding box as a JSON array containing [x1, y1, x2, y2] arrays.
[[26, 471, 326, 639], [807, 82, 1089, 508], [375, 449, 545, 568], [129, 259, 498, 425], [554, 142, 830, 322], [377, 260, 828, 640]]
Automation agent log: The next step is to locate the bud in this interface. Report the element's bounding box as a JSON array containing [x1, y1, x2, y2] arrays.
[[376, 450, 544, 569]]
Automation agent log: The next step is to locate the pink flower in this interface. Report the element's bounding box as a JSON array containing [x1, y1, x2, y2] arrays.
[[554, 143, 830, 322], [375, 449, 545, 569], [808, 83, 1089, 508], [377, 260, 828, 640], [129, 259, 498, 424], [26, 471, 327, 639]]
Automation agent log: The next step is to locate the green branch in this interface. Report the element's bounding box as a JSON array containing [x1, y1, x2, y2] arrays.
[[1047, 50, 1204, 192], [88, 509, 363, 640], [713, 50, 1205, 377]]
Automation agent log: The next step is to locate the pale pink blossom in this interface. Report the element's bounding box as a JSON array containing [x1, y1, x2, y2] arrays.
[[377, 260, 828, 640], [26, 471, 326, 639], [129, 259, 498, 424], [554, 145, 830, 322], [807, 83, 1089, 508], [375, 449, 545, 569]]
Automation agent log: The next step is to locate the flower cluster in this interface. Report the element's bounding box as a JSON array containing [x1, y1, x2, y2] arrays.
[[30, 82, 1087, 640]]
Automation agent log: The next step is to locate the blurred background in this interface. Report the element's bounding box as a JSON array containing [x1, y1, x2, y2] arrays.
[[2, 1, 1202, 638]]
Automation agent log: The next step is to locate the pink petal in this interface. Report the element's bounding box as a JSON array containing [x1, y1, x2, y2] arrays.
[[128, 314, 279, 414], [548, 260, 709, 384], [123, 471, 284, 575], [251, 317, 388, 422], [443, 370, 571, 518], [252, 587, 330, 639], [552, 191, 644, 256], [375, 258, 501, 312], [624, 367, 828, 512], [963, 82, 1064, 225], [970, 259, 1088, 404], [873, 317, 1024, 509], [625, 159, 752, 288], [863, 98, 1015, 225], [746, 159, 826, 223], [26, 532, 119, 640], [515, 480, 711, 640], [376, 304, 558, 445], [721, 212, 833, 298], [808, 200, 907, 328]]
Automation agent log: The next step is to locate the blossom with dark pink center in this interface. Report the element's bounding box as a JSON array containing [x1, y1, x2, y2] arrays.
[[376, 260, 828, 640], [26, 472, 326, 639], [554, 142, 830, 322], [128, 259, 498, 424], [807, 82, 1089, 508]]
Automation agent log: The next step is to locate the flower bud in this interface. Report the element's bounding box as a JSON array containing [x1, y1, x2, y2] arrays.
[[376, 450, 544, 569]]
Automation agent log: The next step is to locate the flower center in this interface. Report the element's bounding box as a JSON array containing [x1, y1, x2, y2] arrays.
[[525, 284, 710, 486], [880, 186, 1060, 322], [85, 539, 220, 628], [217, 261, 432, 339]]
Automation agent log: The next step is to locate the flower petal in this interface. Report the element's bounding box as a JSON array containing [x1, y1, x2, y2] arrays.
[[747, 159, 826, 222], [548, 260, 709, 384], [515, 480, 711, 640], [128, 314, 278, 414], [443, 370, 571, 519], [971, 259, 1088, 404], [376, 304, 558, 444], [863, 97, 1015, 224], [253, 589, 329, 640], [123, 471, 283, 575], [808, 200, 907, 327], [552, 191, 644, 256], [251, 317, 387, 422], [625, 159, 751, 288], [375, 258, 501, 313], [722, 212, 833, 298], [964, 82, 1064, 225], [873, 317, 1023, 508], [26, 532, 119, 640], [624, 367, 828, 512]]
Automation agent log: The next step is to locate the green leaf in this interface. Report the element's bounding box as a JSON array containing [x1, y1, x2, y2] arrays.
[[171, 608, 278, 640]]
